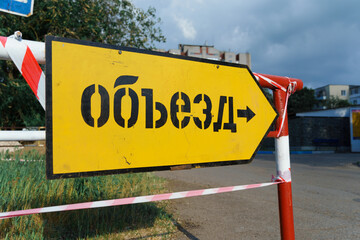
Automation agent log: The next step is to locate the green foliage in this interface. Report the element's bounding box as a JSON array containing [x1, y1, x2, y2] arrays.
[[0, 150, 174, 239], [0, 0, 165, 48], [0, 0, 166, 127], [0, 74, 45, 127], [288, 87, 318, 114], [323, 96, 351, 109], [262, 88, 273, 103]]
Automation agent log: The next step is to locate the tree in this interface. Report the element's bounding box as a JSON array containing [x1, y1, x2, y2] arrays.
[[323, 96, 351, 109], [0, 0, 166, 127], [287, 87, 318, 114]]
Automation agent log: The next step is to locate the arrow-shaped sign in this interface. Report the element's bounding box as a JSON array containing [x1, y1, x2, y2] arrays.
[[46, 36, 277, 179], [237, 106, 256, 122]]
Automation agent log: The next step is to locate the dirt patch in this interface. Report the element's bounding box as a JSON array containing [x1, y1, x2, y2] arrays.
[[164, 179, 208, 239], [0, 141, 45, 157], [0, 141, 23, 153]]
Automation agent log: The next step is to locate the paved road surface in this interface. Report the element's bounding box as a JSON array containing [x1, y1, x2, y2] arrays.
[[156, 153, 360, 239]]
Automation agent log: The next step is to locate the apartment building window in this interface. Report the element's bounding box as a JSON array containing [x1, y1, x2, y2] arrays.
[[316, 90, 325, 98], [350, 88, 359, 95], [341, 90, 346, 96]]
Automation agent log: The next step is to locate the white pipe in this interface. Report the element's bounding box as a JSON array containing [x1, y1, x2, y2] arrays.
[[275, 135, 292, 182], [0, 39, 45, 64], [0, 131, 46, 141]]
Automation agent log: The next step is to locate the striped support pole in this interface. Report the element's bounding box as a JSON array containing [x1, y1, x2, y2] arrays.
[[274, 89, 295, 240], [256, 73, 303, 240]]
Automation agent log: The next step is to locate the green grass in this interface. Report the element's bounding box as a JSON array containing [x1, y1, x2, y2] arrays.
[[0, 150, 176, 239]]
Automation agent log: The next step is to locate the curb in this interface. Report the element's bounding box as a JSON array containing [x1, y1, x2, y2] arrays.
[[258, 150, 335, 155]]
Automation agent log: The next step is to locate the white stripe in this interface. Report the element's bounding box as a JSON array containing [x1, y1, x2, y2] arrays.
[[169, 192, 187, 199], [275, 136, 292, 182], [202, 188, 219, 195], [91, 200, 115, 208], [0, 41, 10, 60], [276, 91, 290, 138], [132, 196, 152, 204], [232, 185, 247, 191], [39, 206, 67, 213], [4, 38, 27, 73], [259, 183, 274, 188], [0, 213, 10, 218], [255, 73, 287, 92], [36, 72, 46, 109]]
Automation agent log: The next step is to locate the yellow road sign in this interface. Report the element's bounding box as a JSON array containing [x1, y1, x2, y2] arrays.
[[45, 36, 277, 179]]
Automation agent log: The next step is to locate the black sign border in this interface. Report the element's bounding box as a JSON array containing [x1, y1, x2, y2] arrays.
[[45, 35, 278, 179]]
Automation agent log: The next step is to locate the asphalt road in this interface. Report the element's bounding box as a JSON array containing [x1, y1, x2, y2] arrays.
[[156, 153, 360, 240]]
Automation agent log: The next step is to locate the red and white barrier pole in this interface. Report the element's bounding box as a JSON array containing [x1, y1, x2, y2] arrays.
[[0, 32, 45, 109], [256, 73, 303, 240], [274, 89, 295, 240], [0, 34, 45, 64]]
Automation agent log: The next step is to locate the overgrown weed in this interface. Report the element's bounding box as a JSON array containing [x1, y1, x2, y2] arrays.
[[0, 150, 175, 239]]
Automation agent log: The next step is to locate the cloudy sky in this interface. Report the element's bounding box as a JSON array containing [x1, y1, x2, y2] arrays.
[[133, 0, 360, 89]]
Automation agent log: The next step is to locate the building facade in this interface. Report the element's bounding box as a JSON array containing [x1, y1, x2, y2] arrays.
[[349, 85, 360, 105], [314, 84, 351, 109], [314, 84, 349, 101], [158, 44, 251, 68]]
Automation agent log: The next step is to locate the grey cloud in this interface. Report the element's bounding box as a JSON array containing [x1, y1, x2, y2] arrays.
[[133, 0, 360, 88]]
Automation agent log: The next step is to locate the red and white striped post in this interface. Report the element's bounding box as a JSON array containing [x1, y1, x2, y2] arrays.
[[0, 31, 45, 109], [256, 73, 303, 240], [274, 88, 295, 240]]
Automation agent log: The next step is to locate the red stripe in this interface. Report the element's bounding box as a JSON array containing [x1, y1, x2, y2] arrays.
[[151, 193, 173, 201], [113, 197, 136, 205], [4, 207, 42, 218], [217, 186, 235, 193], [245, 183, 263, 189], [186, 190, 205, 197], [21, 46, 42, 99], [65, 202, 93, 211], [0, 36, 7, 47]]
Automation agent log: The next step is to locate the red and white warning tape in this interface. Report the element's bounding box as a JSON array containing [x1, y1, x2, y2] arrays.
[[0, 32, 45, 109], [253, 73, 297, 137], [253, 73, 287, 92], [0, 181, 280, 220]]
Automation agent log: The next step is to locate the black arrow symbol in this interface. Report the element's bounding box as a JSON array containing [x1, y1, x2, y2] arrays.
[[237, 106, 256, 122]]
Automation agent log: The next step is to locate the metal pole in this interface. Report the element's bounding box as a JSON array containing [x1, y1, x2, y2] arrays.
[[274, 89, 295, 240], [0, 37, 45, 64], [0, 131, 45, 141]]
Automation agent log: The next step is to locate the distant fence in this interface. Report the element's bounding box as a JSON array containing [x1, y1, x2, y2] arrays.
[[0, 127, 45, 130], [261, 116, 350, 152]]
